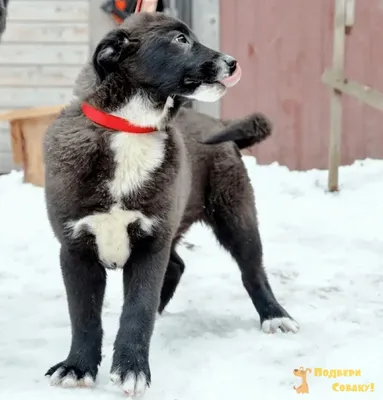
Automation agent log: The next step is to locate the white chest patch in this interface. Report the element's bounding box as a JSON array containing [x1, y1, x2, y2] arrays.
[[67, 99, 169, 268], [68, 205, 156, 268], [108, 131, 166, 200]]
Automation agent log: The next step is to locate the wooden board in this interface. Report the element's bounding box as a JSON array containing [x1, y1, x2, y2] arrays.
[[0, 44, 89, 65], [0, 88, 74, 108], [20, 115, 57, 186], [1, 22, 89, 43], [7, 1, 89, 22], [322, 69, 383, 111], [0, 104, 65, 121], [0, 65, 82, 87], [10, 120, 23, 164]]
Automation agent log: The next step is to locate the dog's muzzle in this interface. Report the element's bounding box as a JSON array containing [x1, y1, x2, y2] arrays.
[[216, 55, 242, 88]]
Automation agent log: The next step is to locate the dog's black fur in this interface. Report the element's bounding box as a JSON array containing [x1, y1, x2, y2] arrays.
[[43, 12, 298, 396]]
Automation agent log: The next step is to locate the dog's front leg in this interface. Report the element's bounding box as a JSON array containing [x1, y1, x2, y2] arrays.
[[110, 237, 170, 397], [45, 246, 106, 387]]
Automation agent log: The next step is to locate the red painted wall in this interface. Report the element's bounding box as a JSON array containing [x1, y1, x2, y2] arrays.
[[220, 0, 383, 170]]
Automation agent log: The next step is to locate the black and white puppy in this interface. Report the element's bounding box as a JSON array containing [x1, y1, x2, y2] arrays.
[[43, 12, 299, 397]]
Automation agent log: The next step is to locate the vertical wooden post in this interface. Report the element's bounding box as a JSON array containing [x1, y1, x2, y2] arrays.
[[345, 0, 355, 34], [192, 0, 220, 119], [327, 0, 347, 192]]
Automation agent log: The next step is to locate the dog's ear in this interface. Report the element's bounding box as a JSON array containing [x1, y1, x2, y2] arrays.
[[92, 29, 139, 82]]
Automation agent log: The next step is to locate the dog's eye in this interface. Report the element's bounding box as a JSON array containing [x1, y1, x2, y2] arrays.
[[175, 34, 188, 44]]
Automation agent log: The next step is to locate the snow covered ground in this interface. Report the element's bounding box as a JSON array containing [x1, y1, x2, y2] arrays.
[[0, 156, 382, 399]]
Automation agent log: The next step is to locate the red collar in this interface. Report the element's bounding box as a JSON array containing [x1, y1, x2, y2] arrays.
[[81, 102, 157, 134]]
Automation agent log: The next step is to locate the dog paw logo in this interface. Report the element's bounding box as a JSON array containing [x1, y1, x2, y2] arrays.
[[293, 367, 312, 394]]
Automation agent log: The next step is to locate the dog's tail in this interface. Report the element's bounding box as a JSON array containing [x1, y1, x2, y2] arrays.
[[202, 113, 272, 150]]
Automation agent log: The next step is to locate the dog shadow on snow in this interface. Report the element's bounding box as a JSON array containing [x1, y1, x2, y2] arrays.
[[157, 309, 260, 339]]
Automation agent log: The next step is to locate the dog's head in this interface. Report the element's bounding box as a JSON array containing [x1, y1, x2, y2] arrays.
[[89, 12, 241, 106]]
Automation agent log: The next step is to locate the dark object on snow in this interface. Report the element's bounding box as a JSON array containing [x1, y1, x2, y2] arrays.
[[0, 0, 9, 39]]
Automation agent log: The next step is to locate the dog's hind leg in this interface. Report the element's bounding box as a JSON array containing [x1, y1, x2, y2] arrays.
[[45, 246, 106, 386], [205, 155, 299, 333], [158, 246, 185, 314]]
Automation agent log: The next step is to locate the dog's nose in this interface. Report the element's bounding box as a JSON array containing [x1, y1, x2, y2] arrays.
[[223, 56, 237, 74]]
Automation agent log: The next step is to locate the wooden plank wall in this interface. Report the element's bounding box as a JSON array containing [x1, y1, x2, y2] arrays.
[[220, 0, 333, 170], [220, 0, 383, 170], [0, 0, 90, 173]]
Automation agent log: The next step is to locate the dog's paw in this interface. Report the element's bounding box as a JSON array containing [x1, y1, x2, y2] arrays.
[[45, 361, 96, 388], [261, 317, 299, 334], [110, 349, 151, 398], [110, 370, 148, 398]]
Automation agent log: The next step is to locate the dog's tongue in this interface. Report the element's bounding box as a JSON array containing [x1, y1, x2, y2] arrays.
[[219, 64, 242, 88]]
